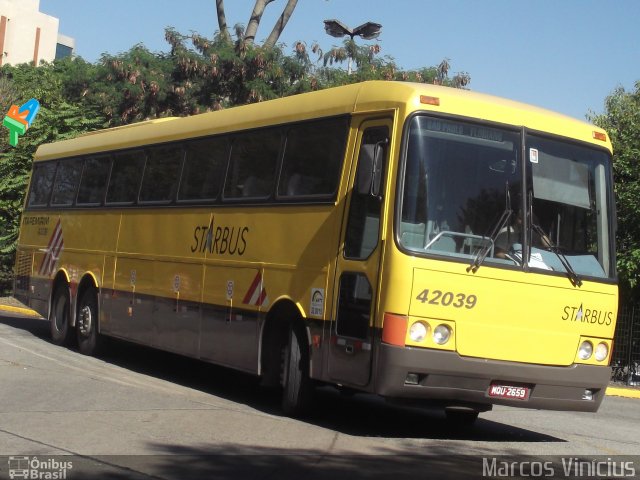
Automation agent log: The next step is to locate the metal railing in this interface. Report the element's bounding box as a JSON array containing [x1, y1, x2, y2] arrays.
[[611, 304, 640, 385]]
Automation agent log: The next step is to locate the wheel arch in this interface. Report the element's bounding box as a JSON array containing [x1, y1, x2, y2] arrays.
[[259, 297, 309, 387]]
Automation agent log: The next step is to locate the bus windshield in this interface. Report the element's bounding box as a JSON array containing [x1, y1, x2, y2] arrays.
[[399, 116, 614, 280]]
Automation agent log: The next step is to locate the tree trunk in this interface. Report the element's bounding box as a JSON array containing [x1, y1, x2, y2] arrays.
[[216, 0, 231, 42], [244, 0, 275, 45], [263, 0, 298, 49]]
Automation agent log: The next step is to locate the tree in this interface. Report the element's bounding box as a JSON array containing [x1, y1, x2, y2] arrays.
[[216, 0, 299, 48], [0, 27, 472, 294], [590, 81, 640, 299], [320, 39, 469, 88], [0, 63, 106, 294]]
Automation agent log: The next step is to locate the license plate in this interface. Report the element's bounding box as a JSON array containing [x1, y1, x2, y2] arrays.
[[488, 383, 530, 400]]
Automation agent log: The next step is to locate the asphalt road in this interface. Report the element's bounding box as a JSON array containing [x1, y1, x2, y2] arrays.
[[0, 313, 638, 479]]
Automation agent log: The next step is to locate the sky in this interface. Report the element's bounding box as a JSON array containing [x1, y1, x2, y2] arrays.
[[39, 0, 639, 122]]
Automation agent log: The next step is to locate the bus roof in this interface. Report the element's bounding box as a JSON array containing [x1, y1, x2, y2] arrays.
[[34, 81, 611, 161]]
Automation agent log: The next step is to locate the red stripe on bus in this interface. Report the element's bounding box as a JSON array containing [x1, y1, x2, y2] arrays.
[[243, 271, 262, 304]]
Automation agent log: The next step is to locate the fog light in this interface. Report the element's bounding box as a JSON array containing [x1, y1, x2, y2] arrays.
[[409, 321, 429, 342], [582, 389, 594, 401], [405, 373, 420, 385], [595, 342, 609, 362], [578, 341, 593, 360], [433, 324, 452, 345]]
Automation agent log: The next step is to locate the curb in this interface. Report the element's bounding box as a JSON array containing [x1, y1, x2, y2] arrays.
[[0, 303, 43, 318], [606, 386, 640, 399]]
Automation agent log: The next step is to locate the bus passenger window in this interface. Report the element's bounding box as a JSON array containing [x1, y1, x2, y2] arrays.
[[51, 158, 83, 206], [106, 151, 145, 204], [27, 161, 57, 207], [278, 118, 348, 198], [179, 138, 227, 202], [139, 146, 183, 203], [77, 156, 111, 205], [224, 129, 281, 200]]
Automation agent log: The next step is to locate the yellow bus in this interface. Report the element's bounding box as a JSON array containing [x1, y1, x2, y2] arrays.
[[13, 81, 617, 423]]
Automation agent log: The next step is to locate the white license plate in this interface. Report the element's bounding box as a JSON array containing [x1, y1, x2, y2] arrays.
[[488, 384, 530, 400]]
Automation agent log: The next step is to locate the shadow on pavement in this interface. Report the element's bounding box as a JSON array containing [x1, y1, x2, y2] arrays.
[[0, 313, 563, 444]]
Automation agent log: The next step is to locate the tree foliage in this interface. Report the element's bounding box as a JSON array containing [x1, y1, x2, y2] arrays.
[[590, 81, 640, 299]]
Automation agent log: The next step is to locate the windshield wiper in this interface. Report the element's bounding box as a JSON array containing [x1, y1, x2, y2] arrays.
[[468, 182, 513, 273], [467, 207, 512, 274], [531, 223, 582, 287]]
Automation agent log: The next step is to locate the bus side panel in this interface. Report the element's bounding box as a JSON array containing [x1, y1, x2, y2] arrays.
[[152, 261, 203, 357], [16, 211, 120, 317], [106, 256, 154, 345], [200, 265, 261, 373], [104, 210, 208, 349]]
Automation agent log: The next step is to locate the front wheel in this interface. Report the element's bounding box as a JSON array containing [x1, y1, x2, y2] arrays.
[[281, 324, 314, 417], [76, 288, 102, 356], [50, 286, 73, 346]]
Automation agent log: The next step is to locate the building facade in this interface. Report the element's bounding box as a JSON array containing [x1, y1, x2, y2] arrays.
[[0, 0, 74, 66]]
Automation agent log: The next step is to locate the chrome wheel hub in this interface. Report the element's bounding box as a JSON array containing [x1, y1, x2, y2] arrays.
[[78, 305, 92, 336]]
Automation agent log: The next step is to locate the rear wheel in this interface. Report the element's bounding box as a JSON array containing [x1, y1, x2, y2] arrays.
[[281, 324, 314, 417], [50, 286, 73, 346], [76, 288, 102, 356]]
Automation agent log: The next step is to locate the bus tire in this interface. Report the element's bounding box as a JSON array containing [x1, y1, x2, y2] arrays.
[[50, 286, 73, 346], [281, 324, 313, 417], [76, 288, 102, 356]]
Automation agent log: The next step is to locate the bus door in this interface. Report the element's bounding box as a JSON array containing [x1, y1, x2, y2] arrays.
[[328, 119, 391, 387]]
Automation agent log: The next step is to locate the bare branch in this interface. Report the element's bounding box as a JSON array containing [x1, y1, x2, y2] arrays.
[[263, 0, 298, 49]]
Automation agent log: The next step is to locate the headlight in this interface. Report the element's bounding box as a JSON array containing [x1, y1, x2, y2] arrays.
[[578, 340, 593, 360], [433, 324, 452, 345], [595, 342, 609, 362], [409, 321, 429, 342]]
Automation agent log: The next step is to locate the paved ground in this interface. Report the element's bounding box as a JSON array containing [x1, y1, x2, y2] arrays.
[[0, 298, 639, 479]]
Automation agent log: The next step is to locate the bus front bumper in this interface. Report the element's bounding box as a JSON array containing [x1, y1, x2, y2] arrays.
[[375, 343, 611, 412]]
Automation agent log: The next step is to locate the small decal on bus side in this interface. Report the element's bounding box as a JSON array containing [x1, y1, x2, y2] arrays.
[[22, 215, 49, 236], [530, 148, 539, 163], [226, 280, 234, 300], [415, 289, 477, 309], [310, 288, 324, 317]]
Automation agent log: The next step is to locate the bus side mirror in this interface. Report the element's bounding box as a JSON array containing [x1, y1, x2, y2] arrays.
[[356, 140, 387, 197]]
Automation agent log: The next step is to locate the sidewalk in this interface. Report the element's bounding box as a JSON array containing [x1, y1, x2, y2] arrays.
[[1, 296, 638, 399], [0, 295, 42, 318]]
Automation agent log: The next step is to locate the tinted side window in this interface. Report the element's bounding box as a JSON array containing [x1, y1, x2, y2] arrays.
[[51, 158, 83, 206], [27, 162, 57, 207], [139, 146, 183, 203], [77, 156, 111, 205], [106, 151, 145, 204], [224, 130, 281, 199], [278, 118, 348, 198], [179, 137, 228, 201]]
